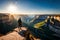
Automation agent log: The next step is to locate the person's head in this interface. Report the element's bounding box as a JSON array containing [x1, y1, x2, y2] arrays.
[[0, 13, 18, 35]]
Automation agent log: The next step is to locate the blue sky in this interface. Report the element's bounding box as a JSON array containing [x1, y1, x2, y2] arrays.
[[0, 0, 60, 14]]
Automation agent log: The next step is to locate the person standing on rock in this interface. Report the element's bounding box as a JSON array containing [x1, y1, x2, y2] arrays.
[[18, 18, 22, 31]]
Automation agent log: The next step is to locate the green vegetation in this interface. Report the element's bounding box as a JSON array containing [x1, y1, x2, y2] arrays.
[[34, 21, 45, 29]]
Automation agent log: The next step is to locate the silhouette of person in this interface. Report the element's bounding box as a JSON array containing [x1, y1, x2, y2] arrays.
[[18, 18, 22, 31]]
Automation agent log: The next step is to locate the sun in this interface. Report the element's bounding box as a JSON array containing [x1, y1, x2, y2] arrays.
[[7, 4, 18, 13]]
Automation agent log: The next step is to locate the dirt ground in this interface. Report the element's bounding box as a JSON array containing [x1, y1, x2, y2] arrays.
[[0, 27, 41, 40], [0, 27, 26, 40]]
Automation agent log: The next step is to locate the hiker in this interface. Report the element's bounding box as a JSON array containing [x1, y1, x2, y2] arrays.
[[18, 18, 22, 31]]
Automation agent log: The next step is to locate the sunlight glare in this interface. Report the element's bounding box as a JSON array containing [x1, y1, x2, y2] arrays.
[[7, 4, 18, 13]]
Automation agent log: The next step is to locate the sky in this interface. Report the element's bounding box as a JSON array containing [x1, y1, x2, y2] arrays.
[[0, 0, 60, 14]]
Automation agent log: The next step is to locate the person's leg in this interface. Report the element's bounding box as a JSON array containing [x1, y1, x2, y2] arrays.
[[18, 23, 22, 31]]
